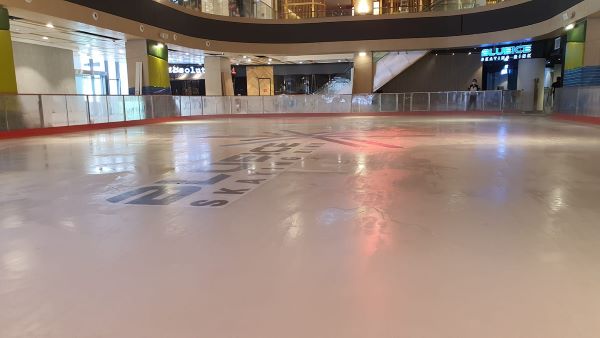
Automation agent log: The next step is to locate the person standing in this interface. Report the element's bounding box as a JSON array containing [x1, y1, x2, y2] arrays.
[[551, 76, 562, 98], [467, 79, 480, 110]]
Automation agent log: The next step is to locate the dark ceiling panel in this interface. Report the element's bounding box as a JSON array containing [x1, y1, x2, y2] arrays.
[[64, 0, 583, 44]]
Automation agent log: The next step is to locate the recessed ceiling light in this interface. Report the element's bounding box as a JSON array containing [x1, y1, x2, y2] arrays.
[[268, 58, 272, 62], [565, 23, 575, 31], [46, 23, 54, 29], [358, 51, 367, 57], [42, 36, 49, 40], [299, 61, 303, 64], [243, 55, 247, 58], [338, 59, 342, 62]]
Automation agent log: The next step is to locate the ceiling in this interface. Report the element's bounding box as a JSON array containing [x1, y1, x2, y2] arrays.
[[7, 12, 354, 66]]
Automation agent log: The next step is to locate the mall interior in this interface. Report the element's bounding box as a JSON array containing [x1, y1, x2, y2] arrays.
[[2, 0, 600, 337]]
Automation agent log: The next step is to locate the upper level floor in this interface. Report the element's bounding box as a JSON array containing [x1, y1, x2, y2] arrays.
[[165, 0, 508, 21], [1, 0, 598, 54]]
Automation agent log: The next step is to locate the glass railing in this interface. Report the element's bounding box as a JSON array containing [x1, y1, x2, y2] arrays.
[[167, 0, 508, 20], [169, 0, 277, 19], [0, 91, 521, 132]]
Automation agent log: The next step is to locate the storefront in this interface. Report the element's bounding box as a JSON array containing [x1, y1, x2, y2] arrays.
[[480, 38, 564, 111], [169, 63, 206, 95], [230, 63, 352, 96]]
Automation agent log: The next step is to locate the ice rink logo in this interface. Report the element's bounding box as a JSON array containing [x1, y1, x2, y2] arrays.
[[107, 142, 323, 208], [107, 129, 404, 208]]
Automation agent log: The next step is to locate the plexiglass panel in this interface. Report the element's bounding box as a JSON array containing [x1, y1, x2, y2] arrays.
[[124, 96, 146, 121], [410, 93, 430, 111], [88, 96, 109, 124], [41, 95, 69, 127], [66, 95, 89, 126], [2, 95, 42, 130]]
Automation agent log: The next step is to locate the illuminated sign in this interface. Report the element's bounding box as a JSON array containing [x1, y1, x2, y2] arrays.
[[481, 44, 533, 62], [169, 65, 205, 74]]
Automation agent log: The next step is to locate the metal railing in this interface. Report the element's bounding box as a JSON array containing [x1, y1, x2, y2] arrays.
[[168, 0, 507, 20], [554, 86, 600, 117], [0, 91, 521, 132]]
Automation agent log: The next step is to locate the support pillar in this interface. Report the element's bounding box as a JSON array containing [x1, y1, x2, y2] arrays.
[[0, 6, 17, 94], [517, 58, 545, 112], [204, 56, 234, 96], [125, 39, 171, 95], [352, 52, 374, 94]]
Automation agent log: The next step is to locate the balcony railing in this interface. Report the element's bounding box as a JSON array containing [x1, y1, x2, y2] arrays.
[[168, 0, 508, 20], [0, 91, 521, 132]]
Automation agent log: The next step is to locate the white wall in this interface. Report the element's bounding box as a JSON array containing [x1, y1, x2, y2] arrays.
[[517, 58, 546, 112], [12, 41, 76, 94]]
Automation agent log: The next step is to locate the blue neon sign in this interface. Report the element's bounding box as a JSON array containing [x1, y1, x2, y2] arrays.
[[481, 44, 533, 62]]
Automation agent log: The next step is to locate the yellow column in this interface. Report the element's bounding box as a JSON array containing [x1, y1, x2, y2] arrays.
[[0, 7, 17, 94], [352, 52, 374, 94]]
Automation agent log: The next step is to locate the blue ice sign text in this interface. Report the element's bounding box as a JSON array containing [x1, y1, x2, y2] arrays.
[[481, 44, 533, 62]]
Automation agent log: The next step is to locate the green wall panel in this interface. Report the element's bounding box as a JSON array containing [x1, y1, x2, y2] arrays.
[[567, 21, 587, 43], [0, 7, 9, 31], [147, 55, 170, 88], [146, 40, 168, 61], [0, 30, 17, 94], [565, 42, 585, 70]]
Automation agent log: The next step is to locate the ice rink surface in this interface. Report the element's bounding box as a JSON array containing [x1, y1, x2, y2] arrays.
[[2, 115, 600, 337]]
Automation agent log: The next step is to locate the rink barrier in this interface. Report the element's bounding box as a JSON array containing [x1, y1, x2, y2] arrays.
[[554, 86, 600, 117], [0, 91, 521, 136]]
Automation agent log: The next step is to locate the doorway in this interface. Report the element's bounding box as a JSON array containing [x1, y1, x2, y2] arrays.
[[258, 78, 272, 96]]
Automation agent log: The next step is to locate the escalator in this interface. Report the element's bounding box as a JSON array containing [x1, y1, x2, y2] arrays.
[[373, 50, 428, 91]]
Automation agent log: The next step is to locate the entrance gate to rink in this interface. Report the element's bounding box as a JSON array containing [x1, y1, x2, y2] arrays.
[[0, 91, 522, 132]]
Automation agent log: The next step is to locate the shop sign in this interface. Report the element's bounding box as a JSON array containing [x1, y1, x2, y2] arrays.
[[169, 64, 205, 74], [481, 44, 533, 62]]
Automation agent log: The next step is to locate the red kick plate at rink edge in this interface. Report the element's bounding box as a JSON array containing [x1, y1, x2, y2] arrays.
[[552, 114, 600, 126], [0, 111, 505, 140]]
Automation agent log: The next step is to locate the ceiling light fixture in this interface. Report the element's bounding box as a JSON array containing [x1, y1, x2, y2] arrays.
[[358, 51, 367, 57], [42, 36, 49, 40], [565, 23, 575, 31], [46, 23, 54, 29]]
